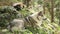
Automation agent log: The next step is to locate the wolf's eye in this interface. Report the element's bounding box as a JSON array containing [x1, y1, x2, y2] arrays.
[[41, 14, 43, 17]]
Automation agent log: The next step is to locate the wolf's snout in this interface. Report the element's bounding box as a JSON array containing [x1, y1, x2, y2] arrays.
[[43, 16, 47, 20]]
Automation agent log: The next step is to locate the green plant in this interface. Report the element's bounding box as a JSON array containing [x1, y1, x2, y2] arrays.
[[0, 6, 21, 28]]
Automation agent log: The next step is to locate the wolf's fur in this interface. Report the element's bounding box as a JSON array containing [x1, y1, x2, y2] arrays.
[[24, 11, 46, 27], [8, 11, 46, 32]]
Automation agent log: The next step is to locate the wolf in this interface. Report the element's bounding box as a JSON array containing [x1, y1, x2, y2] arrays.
[[7, 11, 47, 32], [24, 11, 47, 28]]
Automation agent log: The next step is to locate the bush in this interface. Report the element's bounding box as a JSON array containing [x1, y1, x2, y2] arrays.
[[0, 6, 21, 28]]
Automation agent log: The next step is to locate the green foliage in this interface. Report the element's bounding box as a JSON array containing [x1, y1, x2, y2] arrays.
[[0, 0, 60, 34], [0, 6, 21, 27], [20, 8, 32, 17], [56, 8, 60, 19], [17, 0, 22, 2], [55, 1, 60, 19], [55, 0, 60, 24], [38, 0, 43, 4], [0, 0, 18, 6]]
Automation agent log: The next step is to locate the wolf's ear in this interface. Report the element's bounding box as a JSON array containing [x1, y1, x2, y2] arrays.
[[38, 11, 42, 16]]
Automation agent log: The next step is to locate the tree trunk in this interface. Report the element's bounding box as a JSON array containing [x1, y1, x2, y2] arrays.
[[43, 2, 45, 14], [23, 0, 32, 7], [50, 0, 54, 22]]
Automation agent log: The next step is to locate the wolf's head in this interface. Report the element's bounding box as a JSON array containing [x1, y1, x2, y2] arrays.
[[37, 11, 47, 21], [26, 11, 47, 27], [30, 11, 47, 21]]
